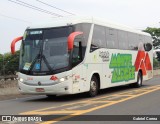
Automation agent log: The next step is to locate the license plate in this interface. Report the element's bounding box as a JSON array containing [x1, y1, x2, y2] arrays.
[[36, 88, 45, 92]]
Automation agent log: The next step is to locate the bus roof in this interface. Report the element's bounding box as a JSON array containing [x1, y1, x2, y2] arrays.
[[29, 16, 150, 36]]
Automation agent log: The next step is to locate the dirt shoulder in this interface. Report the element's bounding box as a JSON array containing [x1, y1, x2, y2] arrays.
[[0, 80, 33, 101]]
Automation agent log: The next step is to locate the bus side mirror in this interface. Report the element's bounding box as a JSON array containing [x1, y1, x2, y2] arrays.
[[67, 32, 83, 51], [144, 43, 152, 52], [11, 36, 23, 54]]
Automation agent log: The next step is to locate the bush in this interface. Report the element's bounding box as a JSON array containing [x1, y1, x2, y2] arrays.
[[153, 58, 160, 69]]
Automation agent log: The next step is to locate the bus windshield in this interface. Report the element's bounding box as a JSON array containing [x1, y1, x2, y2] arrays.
[[20, 26, 73, 75]]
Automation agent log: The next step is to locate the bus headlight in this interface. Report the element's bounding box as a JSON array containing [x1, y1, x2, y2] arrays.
[[59, 78, 65, 82], [59, 76, 69, 82]]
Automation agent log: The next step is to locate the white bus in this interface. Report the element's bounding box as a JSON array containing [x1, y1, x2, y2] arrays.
[[11, 17, 153, 97]]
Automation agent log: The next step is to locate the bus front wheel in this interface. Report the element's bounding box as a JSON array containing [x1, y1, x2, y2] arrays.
[[88, 75, 99, 97]]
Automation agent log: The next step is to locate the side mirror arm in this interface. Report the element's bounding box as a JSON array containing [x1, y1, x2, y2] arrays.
[[11, 36, 23, 54], [67, 32, 83, 50]]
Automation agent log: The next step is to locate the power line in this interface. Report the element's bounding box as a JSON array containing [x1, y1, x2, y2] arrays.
[[0, 13, 31, 23], [36, 0, 75, 15], [16, 0, 63, 17], [8, 0, 63, 17], [8, 0, 54, 16]]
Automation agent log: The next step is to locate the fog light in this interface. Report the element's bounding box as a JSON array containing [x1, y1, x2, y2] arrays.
[[19, 78, 24, 82], [65, 87, 68, 90]]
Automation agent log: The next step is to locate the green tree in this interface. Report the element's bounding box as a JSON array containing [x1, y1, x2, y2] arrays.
[[0, 51, 20, 75], [153, 58, 160, 69], [143, 27, 160, 49], [5, 51, 20, 75], [0, 54, 3, 75]]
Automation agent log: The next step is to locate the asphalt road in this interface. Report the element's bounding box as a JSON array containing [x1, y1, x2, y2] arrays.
[[0, 76, 160, 124]]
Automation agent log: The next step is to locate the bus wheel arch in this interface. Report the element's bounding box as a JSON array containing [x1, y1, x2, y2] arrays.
[[88, 73, 100, 97], [93, 73, 100, 89], [131, 70, 143, 88], [138, 69, 143, 86]]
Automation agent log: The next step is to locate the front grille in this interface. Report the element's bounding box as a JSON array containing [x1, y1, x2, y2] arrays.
[[23, 82, 59, 86]]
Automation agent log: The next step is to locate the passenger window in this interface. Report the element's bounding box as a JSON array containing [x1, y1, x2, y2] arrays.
[[107, 28, 118, 49], [128, 33, 138, 50], [139, 35, 144, 43], [91, 25, 106, 49], [118, 30, 128, 49], [75, 23, 91, 46], [74, 23, 91, 59]]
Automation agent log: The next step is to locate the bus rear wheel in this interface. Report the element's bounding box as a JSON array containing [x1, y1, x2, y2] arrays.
[[88, 75, 99, 97], [131, 71, 142, 88]]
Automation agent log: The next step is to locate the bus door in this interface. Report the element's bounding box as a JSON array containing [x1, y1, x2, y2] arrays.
[[71, 36, 87, 93]]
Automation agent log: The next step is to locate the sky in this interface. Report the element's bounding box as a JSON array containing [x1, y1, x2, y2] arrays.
[[0, 0, 160, 54]]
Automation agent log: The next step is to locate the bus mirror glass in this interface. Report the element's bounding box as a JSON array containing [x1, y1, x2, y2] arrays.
[[144, 43, 152, 52], [11, 36, 23, 54], [67, 31, 83, 50]]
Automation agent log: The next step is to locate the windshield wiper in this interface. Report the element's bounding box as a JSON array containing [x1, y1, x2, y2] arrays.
[[27, 38, 44, 74], [42, 54, 53, 74], [27, 53, 40, 74], [25, 37, 54, 74], [27, 54, 53, 75]]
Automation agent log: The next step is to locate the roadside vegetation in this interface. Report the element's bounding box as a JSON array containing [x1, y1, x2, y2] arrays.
[[144, 27, 160, 69], [0, 51, 19, 76]]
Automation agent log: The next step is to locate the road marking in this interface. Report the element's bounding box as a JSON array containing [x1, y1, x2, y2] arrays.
[[22, 86, 157, 114], [20, 85, 160, 124]]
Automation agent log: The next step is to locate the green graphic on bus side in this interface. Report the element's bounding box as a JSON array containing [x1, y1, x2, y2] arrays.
[[109, 53, 135, 83]]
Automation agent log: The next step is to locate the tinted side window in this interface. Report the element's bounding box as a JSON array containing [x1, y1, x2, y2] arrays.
[[106, 28, 118, 49], [92, 25, 106, 48], [74, 23, 91, 58], [74, 23, 91, 47], [139, 35, 144, 43], [118, 30, 128, 49], [128, 33, 138, 50]]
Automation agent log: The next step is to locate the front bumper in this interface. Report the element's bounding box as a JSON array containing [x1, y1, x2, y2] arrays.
[[18, 80, 73, 95]]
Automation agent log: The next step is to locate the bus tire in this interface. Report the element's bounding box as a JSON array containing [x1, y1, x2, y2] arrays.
[[131, 71, 143, 88], [88, 75, 99, 97]]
